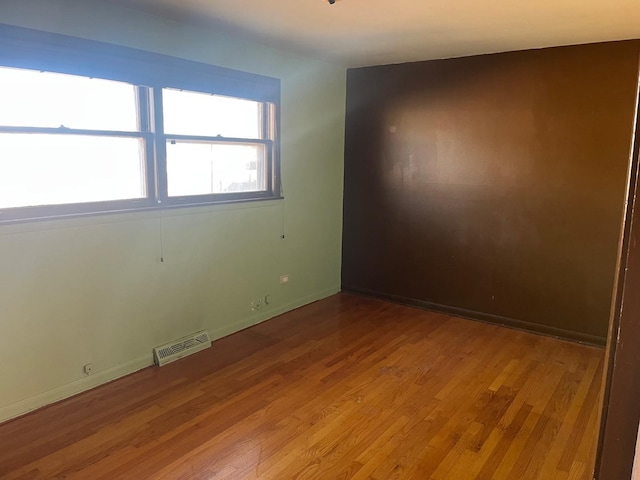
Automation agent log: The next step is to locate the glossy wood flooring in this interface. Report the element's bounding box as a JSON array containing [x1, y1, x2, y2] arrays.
[[0, 294, 604, 479]]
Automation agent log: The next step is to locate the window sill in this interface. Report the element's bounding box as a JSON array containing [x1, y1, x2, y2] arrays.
[[0, 195, 284, 231]]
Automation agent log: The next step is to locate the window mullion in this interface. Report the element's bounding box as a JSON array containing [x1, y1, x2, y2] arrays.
[[151, 86, 168, 205], [163, 134, 270, 146], [137, 86, 156, 203], [0, 126, 150, 138]]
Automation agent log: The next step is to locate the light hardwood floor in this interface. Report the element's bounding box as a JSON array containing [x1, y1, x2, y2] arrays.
[[0, 293, 604, 479]]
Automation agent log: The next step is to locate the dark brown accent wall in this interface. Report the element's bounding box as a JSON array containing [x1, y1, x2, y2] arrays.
[[342, 42, 640, 343], [596, 77, 640, 480]]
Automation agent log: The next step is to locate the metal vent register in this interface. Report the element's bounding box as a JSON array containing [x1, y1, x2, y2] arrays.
[[153, 330, 211, 366]]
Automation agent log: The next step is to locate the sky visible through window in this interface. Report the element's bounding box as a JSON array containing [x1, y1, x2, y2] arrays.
[[162, 88, 265, 197], [0, 67, 266, 210]]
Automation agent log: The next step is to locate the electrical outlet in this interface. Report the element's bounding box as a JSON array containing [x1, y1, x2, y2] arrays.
[[84, 363, 94, 375], [251, 298, 263, 311], [280, 274, 289, 284]]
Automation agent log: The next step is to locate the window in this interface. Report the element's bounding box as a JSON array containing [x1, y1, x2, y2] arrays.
[[162, 88, 275, 200], [0, 68, 146, 210], [0, 24, 281, 223]]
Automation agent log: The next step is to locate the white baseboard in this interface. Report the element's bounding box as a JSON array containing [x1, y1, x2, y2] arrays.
[[0, 354, 153, 424], [208, 286, 340, 341], [0, 286, 340, 425]]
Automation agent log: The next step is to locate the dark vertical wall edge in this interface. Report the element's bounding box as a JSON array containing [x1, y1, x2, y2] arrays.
[[595, 57, 640, 480]]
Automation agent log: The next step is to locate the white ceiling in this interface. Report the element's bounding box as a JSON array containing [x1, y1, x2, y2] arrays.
[[110, 0, 640, 67]]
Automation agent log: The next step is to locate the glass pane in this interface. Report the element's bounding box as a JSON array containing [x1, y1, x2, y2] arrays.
[[163, 89, 262, 139], [166, 141, 266, 197], [0, 134, 145, 209], [0, 66, 138, 131]]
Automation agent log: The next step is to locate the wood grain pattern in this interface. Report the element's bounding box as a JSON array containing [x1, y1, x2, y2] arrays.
[[0, 293, 603, 479]]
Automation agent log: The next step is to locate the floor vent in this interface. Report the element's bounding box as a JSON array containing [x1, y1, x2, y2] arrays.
[[153, 330, 211, 366]]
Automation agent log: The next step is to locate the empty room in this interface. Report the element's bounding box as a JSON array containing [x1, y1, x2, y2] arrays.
[[0, 0, 639, 479]]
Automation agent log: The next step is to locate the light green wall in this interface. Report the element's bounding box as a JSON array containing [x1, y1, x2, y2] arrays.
[[0, 0, 346, 421]]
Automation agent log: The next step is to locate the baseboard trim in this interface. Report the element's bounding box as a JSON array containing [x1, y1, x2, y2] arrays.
[[343, 286, 607, 348], [207, 286, 341, 342], [0, 285, 341, 425], [0, 353, 153, 424]]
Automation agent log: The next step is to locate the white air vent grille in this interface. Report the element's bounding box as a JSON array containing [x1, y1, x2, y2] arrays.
[[153, 330, 211, 366]]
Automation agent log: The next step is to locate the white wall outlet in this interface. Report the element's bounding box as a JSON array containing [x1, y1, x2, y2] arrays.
[[251, 298, 263, 311], [84, 363, 94, 375], [280, 274, 289, 284]]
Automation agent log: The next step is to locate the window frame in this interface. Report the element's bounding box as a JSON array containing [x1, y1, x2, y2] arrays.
[[153, 88, 277, 206], [0, 23, 282, 224]]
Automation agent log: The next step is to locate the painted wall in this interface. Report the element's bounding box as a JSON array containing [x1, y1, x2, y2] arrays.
[[342, 42, 640, 343], [633, 422, 640, 480], [596, 90, 640, 479], [0, 0, 346, 421]]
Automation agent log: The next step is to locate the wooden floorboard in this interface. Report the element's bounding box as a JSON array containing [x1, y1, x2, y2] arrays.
[[0, 293, 604, 479]]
